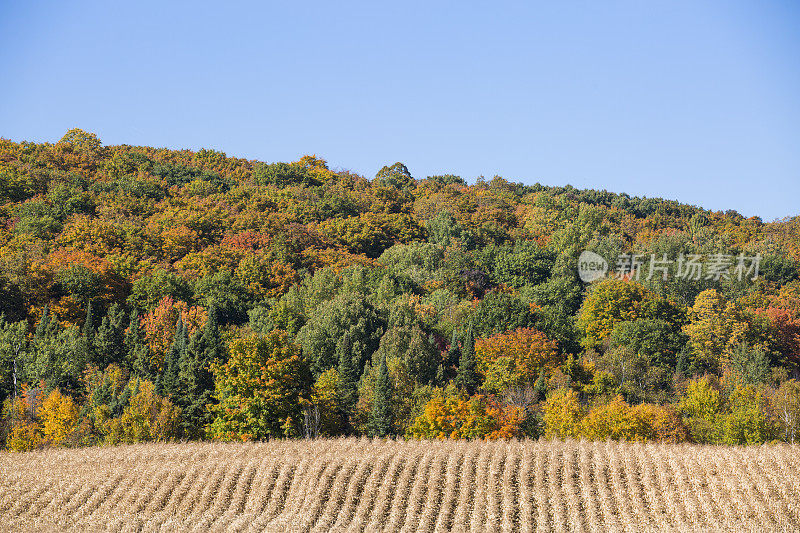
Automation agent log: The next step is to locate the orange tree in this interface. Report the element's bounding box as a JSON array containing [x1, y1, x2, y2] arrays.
[[139, 296, 206, 374], [207, 330, 312, 441], [751, 281, 800, 370], [475, 327, 561, 393]]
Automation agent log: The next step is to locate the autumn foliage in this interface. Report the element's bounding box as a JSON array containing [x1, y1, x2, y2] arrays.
[[475, 327, 561, 393], [0, 129, 799, 451]]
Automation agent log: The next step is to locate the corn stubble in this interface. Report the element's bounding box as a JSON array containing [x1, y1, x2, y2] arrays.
[[0, 439, 798, 532]]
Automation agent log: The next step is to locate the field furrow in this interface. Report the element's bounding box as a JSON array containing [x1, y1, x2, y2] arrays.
[[1, 439, 798, 532]]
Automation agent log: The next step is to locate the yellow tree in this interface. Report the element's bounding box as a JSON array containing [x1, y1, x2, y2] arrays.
[[208, 331, 312, 441], [40, 389, 80, 446], [3, 385, 43, 451], [309, 368, 346, 437], [577, 278, 649, 349], [542, 388, 583, 439], [684, 289, 774, 371], [104, 379, 182, 444], [679, 375, 723, 443], [579, 396, 653, 442]]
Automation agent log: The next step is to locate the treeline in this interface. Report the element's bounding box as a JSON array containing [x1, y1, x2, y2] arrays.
[[0, 129, 799, 450]]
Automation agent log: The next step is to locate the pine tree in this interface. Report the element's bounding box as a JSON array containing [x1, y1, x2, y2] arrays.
[[83, 300, 94, 339], [533, 369, 547, 401], [126, 309, 152, 381], [370, 353, 392, 437], [178, 305, 223, 437], [444, 328, 462, 382], [456, 322, 479, 394], [74, 301, 95, 373], [158, 316, 186, 397], [34, 305, 51, 340], [94, 303, 127, 369], [449, 328, 461, 365]]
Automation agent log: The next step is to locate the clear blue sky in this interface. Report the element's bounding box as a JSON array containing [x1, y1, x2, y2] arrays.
[[1, 1, 798, 221]]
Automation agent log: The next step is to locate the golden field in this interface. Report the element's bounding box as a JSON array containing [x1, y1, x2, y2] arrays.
[[1, 438, 798, 532]]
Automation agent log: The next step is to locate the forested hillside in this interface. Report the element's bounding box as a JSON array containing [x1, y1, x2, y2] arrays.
[[1, 128, 799, 449]]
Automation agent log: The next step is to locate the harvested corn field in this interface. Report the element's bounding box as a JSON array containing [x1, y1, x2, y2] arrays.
[[1, 438, 798, 532]]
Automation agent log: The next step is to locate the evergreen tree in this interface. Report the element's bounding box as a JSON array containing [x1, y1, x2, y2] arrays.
[[445, 328, 462, 381], [27, 303, 90, 395], [158, 316, 186, 398], [449, 328, 462, 365], [83, 300, 94, 338], [456, 322, 479, 394], [94, 303, 127, 369], [370, 353, 392, 437], [77, 300, 95, 367], [178, 305, 223, 437], [28, 319, 83, 394], [126, 309, 153, 381], [533, 369, 548, 401], [435, 363, 446, 384], [34, 304, 52, 340]]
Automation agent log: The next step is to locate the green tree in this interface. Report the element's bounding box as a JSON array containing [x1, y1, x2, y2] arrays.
[[335, 332, 358, 427], [473, 292, 535, 337], [194, 269, 250, 325], [426, 210, 472, 248], [490, 241, 554, 289], [721, 385, 775, 445], [456, 323, 479, 394], [127, 268, 192, 312], [158, 316, 186, 398], [125, 309, 152, 380], [372, 322, 439, 387], [178, 305, 224, 437], [35, 305, 54, 340], [607, 318, 687, 370], [58, 265, 103, 306], [75, 300, 95, 368], [94, 303, 127, 369], [0, 316, 28, 406], [296, 292, 385, 377], [0, 275, 25, 323], [729, 342, 771, 386], [26, 314, 86, 396], [374, 162, 414, 190], [370, 353, 393, 437], [208, 331, 312, 440]]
